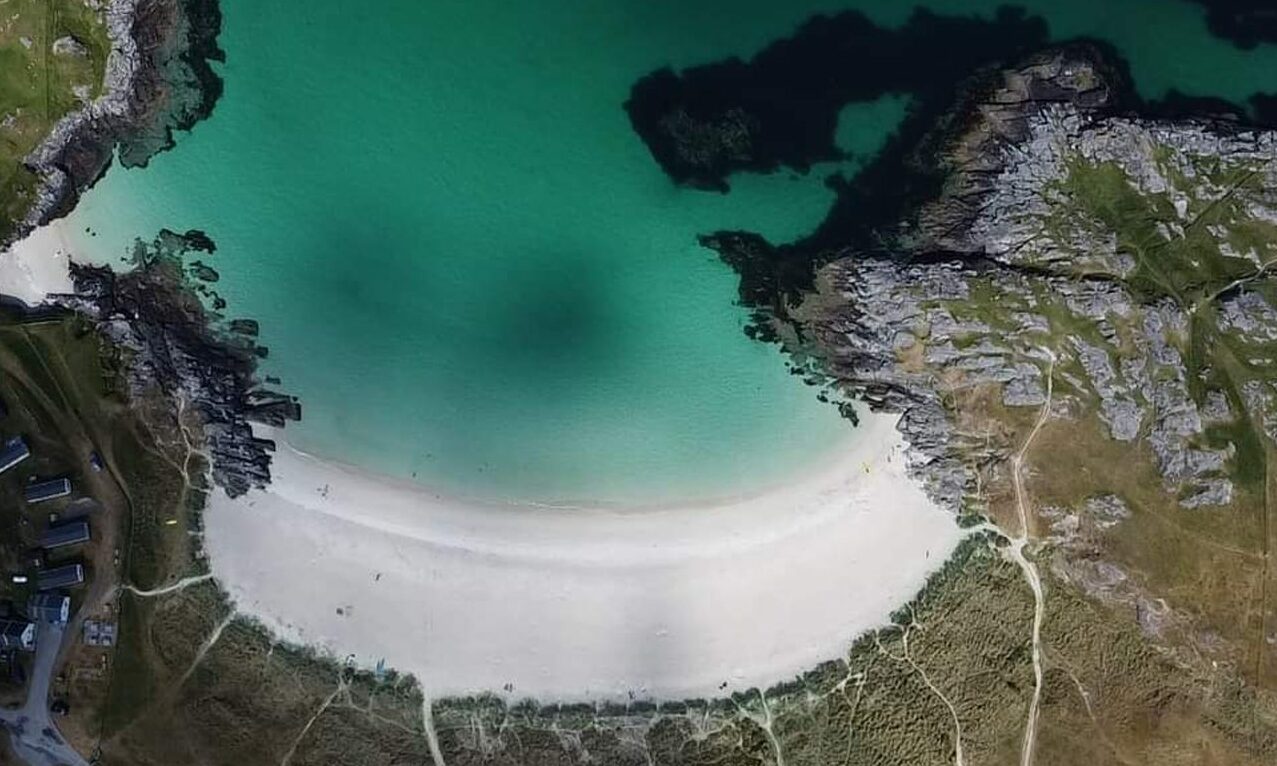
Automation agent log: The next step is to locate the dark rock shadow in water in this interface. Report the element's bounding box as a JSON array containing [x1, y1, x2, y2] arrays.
[[624, 6, 1049, 192], [1187, 0, 1277, 50], [626, 4, 1277, 340]]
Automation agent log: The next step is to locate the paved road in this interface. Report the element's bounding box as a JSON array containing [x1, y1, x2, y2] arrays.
[[0, 624, 89, 766]]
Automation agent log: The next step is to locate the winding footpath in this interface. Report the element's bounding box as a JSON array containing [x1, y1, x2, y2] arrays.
[[120, 572, 213, 598], [1006, 352, 1055, 766]]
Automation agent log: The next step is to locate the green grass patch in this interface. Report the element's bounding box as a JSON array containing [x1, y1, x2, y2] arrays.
[[1059, 159, 1260, 304], [100, 593, 158, 737], [0, 1, 110, 239]]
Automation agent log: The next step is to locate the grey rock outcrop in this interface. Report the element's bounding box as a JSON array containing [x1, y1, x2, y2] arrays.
[[52, 36, 89, 58], [15, 0, 224, 243], [774, 45, 1275, 513], [56, 231, 298, 497]]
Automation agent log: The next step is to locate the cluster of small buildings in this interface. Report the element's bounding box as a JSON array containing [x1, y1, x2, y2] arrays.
[[0, 433, 94, 654], [0, 595, 70, 652], [82, 620, 116, 648], [0, 435, 30, 475], [1, 437, 73, 506]]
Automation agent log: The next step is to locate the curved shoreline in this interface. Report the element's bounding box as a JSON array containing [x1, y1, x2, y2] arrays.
[[204, 411, 962, 701]]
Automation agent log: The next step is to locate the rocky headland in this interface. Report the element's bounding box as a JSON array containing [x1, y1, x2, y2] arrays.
[[17, 0, 224, 241], [695, 42, 1277, 691], [6, 0, 297, 500], [55, 230, 299, 497], [804, 47, 1275, 505]]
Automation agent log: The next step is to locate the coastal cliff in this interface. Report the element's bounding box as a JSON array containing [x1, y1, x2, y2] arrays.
[[18, 0, 224, 239]]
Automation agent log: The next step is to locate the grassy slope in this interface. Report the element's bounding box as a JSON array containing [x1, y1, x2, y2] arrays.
[[1058, 154, 1277, 682], [934, 149, 1277, 671], [0, 0, 110, 241], [931, 146, 1277, 757]]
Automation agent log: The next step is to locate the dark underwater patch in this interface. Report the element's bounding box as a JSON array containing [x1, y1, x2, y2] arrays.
[[624, 6, 1049, 192], [1187, 0, 1277, 50], [117, 0, 227, 168], [625, 5, 1277, 340]]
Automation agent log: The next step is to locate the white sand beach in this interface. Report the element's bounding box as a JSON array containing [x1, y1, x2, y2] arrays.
[[0, 223, 75, 306], [205, 412, 963, 701]]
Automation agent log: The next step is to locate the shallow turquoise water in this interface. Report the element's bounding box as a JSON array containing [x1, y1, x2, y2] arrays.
[[65, 0, 1277, 503]]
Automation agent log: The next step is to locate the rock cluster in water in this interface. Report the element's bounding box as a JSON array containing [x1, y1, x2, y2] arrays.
[[17, 0, 284, 499], [57, 230, 298, 497]]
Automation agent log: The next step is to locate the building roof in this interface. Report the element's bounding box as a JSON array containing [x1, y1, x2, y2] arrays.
[[0, 436, 30, 474], [0, 619, 35, 651], [27, 593, 70, 625], [83, 620, 117, 647], [24, 478, 72, 504], [38, 563, 84, 591], [39, 520, 90, 550]]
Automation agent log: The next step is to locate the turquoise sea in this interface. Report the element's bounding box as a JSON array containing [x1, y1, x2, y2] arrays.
[[63, 0, 1277, 503]]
